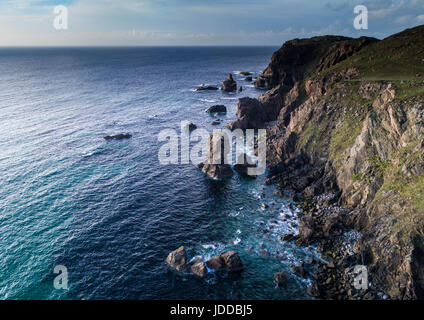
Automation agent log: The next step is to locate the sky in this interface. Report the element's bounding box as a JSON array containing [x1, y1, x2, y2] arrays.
[[0, 0, 423, 46]]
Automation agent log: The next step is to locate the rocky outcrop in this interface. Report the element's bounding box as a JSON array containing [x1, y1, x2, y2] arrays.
[[104, 133, 132, 140], [298, 214, 315, 241], [229, 36, 376, 131], [227, 83, 300, 130], [206, 256, 224, 271], [221, 73, 237, 92], [227, 97, 264, 130], [191, 260, 208, 278], [202, 163, 233, 180], [165, 248, 243, 278], [165, 246, 187, 271], [291, 263, 306, 278], [219, 251, 243, 272], [196, 85, 218, 91], [254, 35, 377, 90], [274, 271, 287, 286], [201, 133, 234, 179], [205, 105, 227, 114]]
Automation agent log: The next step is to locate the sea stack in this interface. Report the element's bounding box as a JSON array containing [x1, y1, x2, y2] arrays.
[[221, 73, 237, 92]]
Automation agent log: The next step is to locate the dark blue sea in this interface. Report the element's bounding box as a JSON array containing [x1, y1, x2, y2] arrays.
[[0, 47, 317, 299]]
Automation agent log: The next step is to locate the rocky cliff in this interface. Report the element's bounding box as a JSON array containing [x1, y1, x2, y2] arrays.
[[233, 25, 424, 299]]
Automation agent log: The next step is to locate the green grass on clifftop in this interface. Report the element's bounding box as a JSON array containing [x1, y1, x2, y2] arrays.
[[321, 25, 424, 81]]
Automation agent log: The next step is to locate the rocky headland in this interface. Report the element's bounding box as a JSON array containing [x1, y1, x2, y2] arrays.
[[225, 26, 424, 299]]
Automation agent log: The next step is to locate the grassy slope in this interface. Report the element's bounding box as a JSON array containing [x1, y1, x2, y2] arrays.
[[322, 25, 424, 81]]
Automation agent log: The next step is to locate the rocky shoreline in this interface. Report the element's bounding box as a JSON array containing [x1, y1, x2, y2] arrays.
[[184, 26, 424, 299], [168, 26, 424, 299], [278, 191, 385, 299], [179, 58, 375, 299], [241, 27, 424, 299]]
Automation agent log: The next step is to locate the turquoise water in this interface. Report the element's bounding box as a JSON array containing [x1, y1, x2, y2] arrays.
[[0, 47, 316, 299]]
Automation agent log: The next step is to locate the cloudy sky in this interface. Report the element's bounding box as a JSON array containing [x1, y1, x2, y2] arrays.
[[1, 0, 423, 46]]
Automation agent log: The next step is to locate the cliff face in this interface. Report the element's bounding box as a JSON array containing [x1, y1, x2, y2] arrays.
[[254, 35, 377, 90], [234, 26, 424, 299]]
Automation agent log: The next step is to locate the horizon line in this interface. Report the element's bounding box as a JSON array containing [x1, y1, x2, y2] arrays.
[[0, 44, 281, 48]]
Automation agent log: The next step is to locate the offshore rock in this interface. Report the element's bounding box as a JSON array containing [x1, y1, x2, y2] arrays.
[[104, 133, 132, 140], [205, 105, 227, 114], [221, 73, 237, 92], [196, 85, 218, 91], [219, 251, 243, 272], [206, 256, 224, 271], [165, 246, 187, 271], [191, 261, 208, 278], [201, 132, 233, 179], [274, 271, 287, 286]]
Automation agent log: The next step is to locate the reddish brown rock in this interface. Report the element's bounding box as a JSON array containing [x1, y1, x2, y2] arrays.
[[219, 251, 243, 272], [206, 256, 223, 271]]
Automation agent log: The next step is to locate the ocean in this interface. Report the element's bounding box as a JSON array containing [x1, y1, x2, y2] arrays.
[[0, 47, 316, 299]]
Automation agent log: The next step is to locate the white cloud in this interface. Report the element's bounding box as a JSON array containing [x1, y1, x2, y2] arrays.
[[0, 0, 423, 46]]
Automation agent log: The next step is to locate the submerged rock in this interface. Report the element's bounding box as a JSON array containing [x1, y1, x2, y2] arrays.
[[274, 271, 287, 286], [104, 133, 132, 140], [240, 72, 252, 76], [245, 76, 253, 82], [221, 73, 237, 92], [219, 251, 243, 272], [196, 85, 218, 91], [165, 246, 187, 271]]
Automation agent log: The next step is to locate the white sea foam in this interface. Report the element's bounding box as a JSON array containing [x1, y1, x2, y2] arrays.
[[228, 211, 240, 217], [200, 99, 217, 103], [201, 244, 217, 249]]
